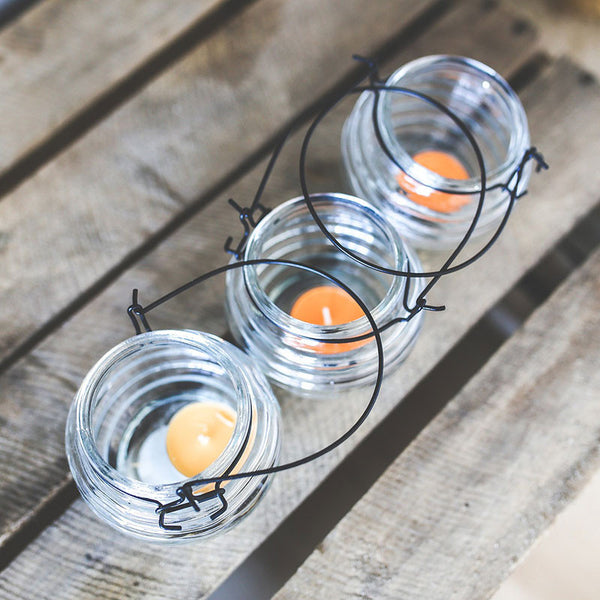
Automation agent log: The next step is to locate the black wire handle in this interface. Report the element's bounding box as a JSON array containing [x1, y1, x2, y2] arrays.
[[127, 259, 384, 531], [124, 55, 548, 530], [222, 55, 548, 330], [298, 56, 548, 312]]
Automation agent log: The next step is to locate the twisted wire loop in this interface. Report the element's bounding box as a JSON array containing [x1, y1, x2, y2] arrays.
[[123, 484, 228, 532], [158, 487, 228, 531], [121, 56, 548, 530]]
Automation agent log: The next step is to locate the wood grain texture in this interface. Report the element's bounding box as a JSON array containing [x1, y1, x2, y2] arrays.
[[274, 248, 600, 600], [0, 0, 445, 366], [0, 0, 228, 174], [0, 52, 596, 600]]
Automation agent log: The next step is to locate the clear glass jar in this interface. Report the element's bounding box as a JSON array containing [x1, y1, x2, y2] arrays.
[[342, 55, 531, 249], [226, 193, 423, 393], [65, 330, 281, 541]]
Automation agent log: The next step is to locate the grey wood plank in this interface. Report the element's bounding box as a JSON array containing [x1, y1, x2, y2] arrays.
[[0, 0, 446, 366], [0, 51, 595, 600], [0, 0, 227, 175], [274, 250, 600, 600]]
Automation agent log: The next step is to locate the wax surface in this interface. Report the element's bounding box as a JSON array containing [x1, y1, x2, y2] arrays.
[[166, 402, 236, 478], [290, 285, 367, 354], [397, 150, 470, 213]]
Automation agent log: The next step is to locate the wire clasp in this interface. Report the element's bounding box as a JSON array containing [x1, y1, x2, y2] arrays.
[[490, 146, 549, 201], [353, 54, 384, 86], [224, 198, 270, 259], [156, 484, 228, 531], [127, 289, 151, 335]]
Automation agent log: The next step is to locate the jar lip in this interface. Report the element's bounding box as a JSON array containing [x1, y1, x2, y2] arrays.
[[72, 330, 254, 501], [376, 54, 530, 194], [242, 193, 407, 340]]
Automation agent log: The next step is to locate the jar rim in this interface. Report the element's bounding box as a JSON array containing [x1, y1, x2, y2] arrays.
[[242, 193, 407, 341], [72, 330, 254, 502], [376, 54, 530, 194]]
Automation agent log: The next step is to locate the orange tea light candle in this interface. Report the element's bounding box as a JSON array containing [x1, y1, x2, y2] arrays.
[[290, 285, 367, 354], [166, 402, 236, 478], [397, 150, 470, 213]]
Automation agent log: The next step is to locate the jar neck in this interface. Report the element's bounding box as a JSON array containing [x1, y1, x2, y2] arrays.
[[75, 330, 254, 502], [242, 193, 409, 343], [376, 55, 530, 192]]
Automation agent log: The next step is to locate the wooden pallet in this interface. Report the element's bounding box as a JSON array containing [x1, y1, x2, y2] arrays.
[[0, 0, 599, 598]]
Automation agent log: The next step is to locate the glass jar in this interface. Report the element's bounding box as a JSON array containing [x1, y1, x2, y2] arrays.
[[342, 55, 531, 249], [226, 193, 423, 393], [65, 329, 281, 541]]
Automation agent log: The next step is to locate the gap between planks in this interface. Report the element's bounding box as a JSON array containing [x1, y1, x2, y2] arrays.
[[0, 0, 40, 29]]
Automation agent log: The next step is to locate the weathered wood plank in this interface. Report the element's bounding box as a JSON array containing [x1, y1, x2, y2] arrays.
[[274, 249, 600, 600], [0, 0, 535, 367], [0, 0, 230, 175], [0, 50, 596, 600]]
